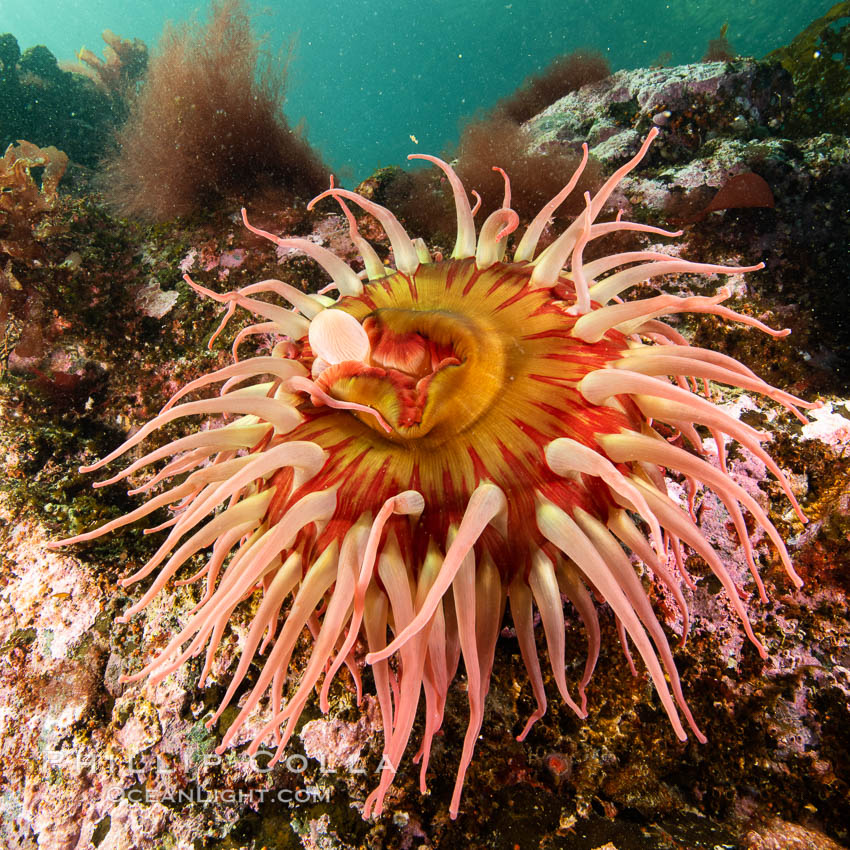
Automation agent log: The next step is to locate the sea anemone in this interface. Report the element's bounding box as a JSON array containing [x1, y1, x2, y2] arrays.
[[52, 127, 816, 818]]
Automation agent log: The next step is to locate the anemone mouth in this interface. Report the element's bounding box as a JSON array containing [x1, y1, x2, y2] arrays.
[[318, 267, 516, 442], [50, 130, 818, 822], [360, 306, 478, 435], [323, 307, 485, 439]]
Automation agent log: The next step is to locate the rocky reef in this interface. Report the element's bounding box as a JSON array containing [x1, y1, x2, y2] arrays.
[[0, 30, 146, 170], [1, 14, 849, 850]]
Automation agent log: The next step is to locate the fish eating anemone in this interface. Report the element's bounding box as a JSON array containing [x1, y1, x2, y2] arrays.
[[50, 126, 818, 819]]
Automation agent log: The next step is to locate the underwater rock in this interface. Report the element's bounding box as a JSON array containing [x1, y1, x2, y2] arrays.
[[766, 0, 850, 137], [525, 57, 850, 384], [0, 32, 135, 169], [525, 59, 792, 164]]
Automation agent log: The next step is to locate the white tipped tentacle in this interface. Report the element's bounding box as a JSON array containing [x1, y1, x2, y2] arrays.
[[160, 357, 307, 413], [185, 275, 311, 339], [580, 368, 807, 524], [515, 142, 589, 263], [535, 495, 690, 741], [475, 167, 519, 269], [510, 575, 548, 740], [545, 436, 664, 557], [444, 547, 504, 819], [408, 153, 477, 259], [220, 540, 340, 751], [572, 287, 791, 344], [531, 129, 661, 288], [324, 180, 389, 281], [597, 431, 802, 589], [308, 187, 420, 275], [241, 208, 363, 296], [365, 482, 507, 664], [237, 279, 327, 319], [573, 508, 706, 742], [527, 550, 584, 717], [589, 259, 764, 306], [323, 491, 425, 706], [610, 348, 816, 421], [95, 421, 269, 489], [79, 396, 302, 475]]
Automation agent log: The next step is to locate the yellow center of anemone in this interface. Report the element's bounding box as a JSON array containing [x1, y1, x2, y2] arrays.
[[324, 267, 513, 444], [295, 257, 630, 526], [334, 302, 505, 442]]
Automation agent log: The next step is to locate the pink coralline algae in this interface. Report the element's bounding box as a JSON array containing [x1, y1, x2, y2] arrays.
[[300, 695, 382, 772], [801, 402, 850, 450], [178, 245, 247, 278]]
